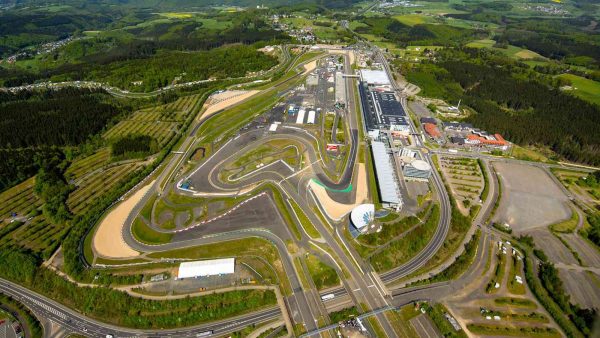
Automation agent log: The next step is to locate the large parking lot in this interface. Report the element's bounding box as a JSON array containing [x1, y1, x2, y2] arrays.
[[492, 162, 571, 232]]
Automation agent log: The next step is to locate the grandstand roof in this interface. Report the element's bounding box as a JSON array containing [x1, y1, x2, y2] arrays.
[[371, 141, 400, 205]]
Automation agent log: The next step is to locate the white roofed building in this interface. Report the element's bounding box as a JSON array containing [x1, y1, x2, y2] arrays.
[[350, 204, 375, 233], [359, 69, 391, 86], [371, 141, 402, 209], [177, 258, 235, 279]]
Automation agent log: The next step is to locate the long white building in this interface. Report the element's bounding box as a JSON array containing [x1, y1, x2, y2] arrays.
[[177, 258, 235, 279], [371, 141, 402, 209]]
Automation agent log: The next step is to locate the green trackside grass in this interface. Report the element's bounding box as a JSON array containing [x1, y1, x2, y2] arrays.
[[507, 255, 526, 295], [329, 306, 359, 323], [294, 257, 311, 290], [409, 230, 480, 287], [369, 204, 440, 273], [304, 254, 340, 290], [426, 303, 468, 338], [131, 218, 173, 245], [486, 252, 507, 294], [367, 317, 387, 338], [550, 205, 579, 233], [467, 324, 560, 337], [290, 199, 321, 239], [146, 237, 292, 296], [494, 297, 537, 309]]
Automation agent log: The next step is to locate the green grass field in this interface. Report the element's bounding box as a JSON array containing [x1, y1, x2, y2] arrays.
[[131, 218, 173, 245], [393, 14, 432, 26], [557, 74, 600, 106], [466, 39, 545, 60], [304, 254, 339, 290]]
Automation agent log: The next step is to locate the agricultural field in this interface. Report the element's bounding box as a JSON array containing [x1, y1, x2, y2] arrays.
[[0, 178, 66, 258], [0, 179, 70, 258], [447, 241, 560, 338], [67, 162, 143, 214], [0, 178, 43, 225], [439, 157, 484, 214], [466, 39, 546, 61], [104, 95, 201, 147]]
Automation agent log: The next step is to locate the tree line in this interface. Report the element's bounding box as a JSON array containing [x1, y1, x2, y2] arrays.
[[111, 135, 159, 159]]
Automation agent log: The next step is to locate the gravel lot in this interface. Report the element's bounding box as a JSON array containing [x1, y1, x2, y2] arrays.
[[558, 269, 600, 309], [493, 162, 570, 232], [526, 229, 578, 265]]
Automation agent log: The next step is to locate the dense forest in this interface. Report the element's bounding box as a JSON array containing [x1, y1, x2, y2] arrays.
[[405, 48, 600, 165], [0, 88, 130, 191], [0, 88, 125, 148]]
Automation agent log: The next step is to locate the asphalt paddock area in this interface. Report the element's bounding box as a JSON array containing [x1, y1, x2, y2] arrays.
[[172, 192, 293, 242], [492, 162, 570, 232]]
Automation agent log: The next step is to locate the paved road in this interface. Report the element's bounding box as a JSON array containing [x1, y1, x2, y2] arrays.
[[0, 278, 280, 338]]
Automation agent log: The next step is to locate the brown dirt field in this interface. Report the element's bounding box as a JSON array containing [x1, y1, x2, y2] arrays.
[[303, 60, 318, 75], [310, 164, 367, 220], [92, 182, 155, 259], [199, 90, 259, 120]]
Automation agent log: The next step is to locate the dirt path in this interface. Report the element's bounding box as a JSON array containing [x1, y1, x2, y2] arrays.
[[309, 164, 367, 220], [199, 90, 259, 121], [92, 181, 155, 259]]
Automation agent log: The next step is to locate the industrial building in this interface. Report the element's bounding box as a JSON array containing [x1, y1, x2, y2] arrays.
[[307, 110, 316, 124], [296, 109, 306, 124], [177, 258, 235, 279], [403, 159, 432, 181], [359, 82, 409, 132], [371, 141, 402, 209]]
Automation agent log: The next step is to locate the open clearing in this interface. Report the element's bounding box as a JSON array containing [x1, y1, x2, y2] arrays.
[[492, 162, 570, 232], [466, 39, 545, 60], [92, 182, 155, 259], [557, 74, 600, 106]]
